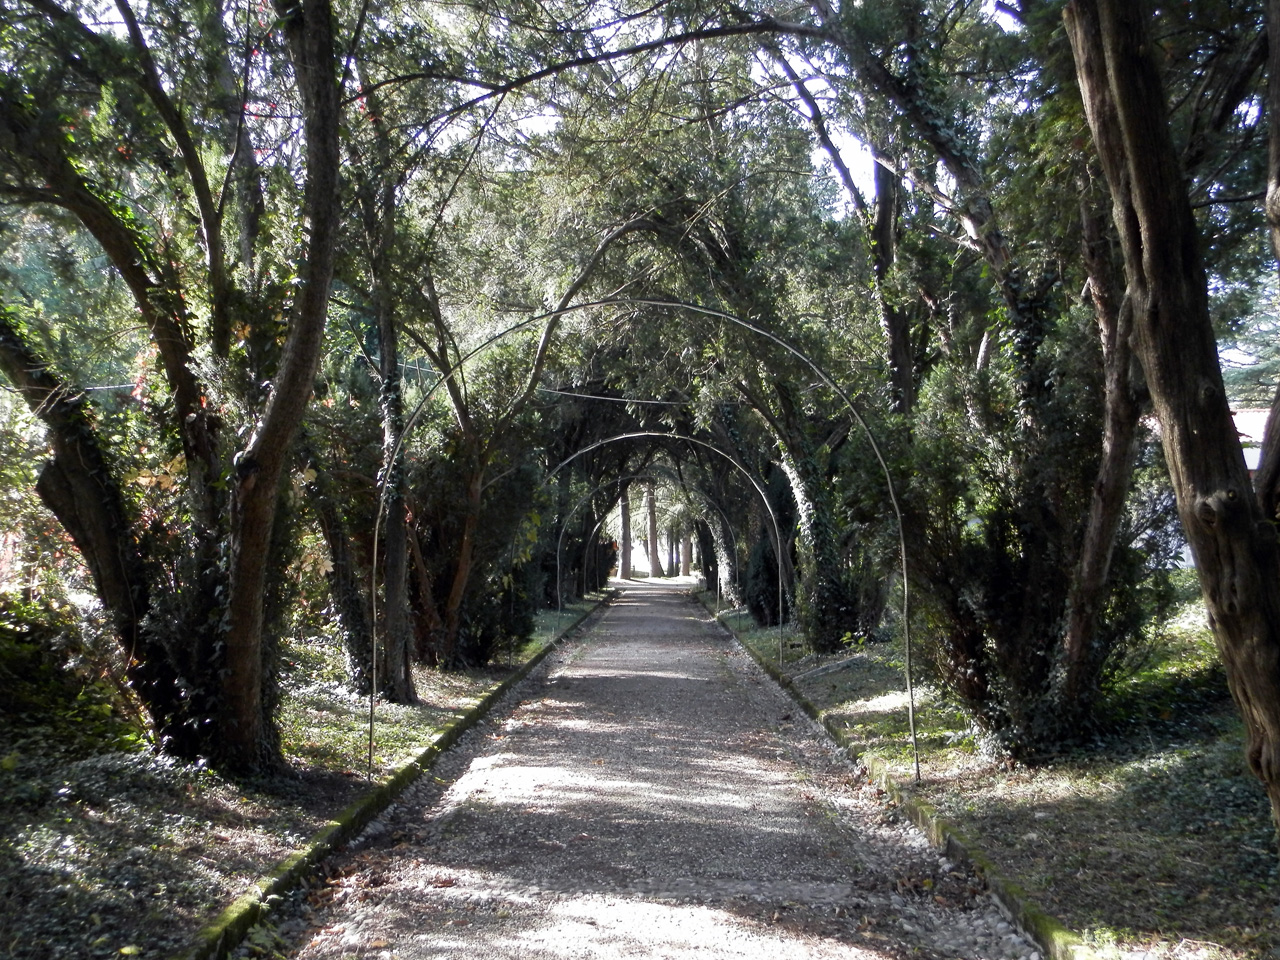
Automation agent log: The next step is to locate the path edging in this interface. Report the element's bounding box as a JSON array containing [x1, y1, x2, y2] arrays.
[[177, 594, 613, 960], [700, 597, 1096, 960]]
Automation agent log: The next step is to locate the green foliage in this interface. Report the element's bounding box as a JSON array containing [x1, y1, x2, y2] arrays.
[[0, 0, 1272, 782], [454, 563, 538, 666], [0, 595, 143, 763], [745, 526, 790, 628], [904, 305, 1182, 755], [1219, 276, 1280, 405]]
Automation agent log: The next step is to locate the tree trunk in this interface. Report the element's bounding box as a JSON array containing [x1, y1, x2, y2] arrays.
[[694, 520, 719, 591], [778, 451, 855, 650], [220, 0, 341, 771], [1060, 197, 1142, 711], [1066, 0, 1280, 832], [681, 530, 692, 577], [374, 312, 416, 702], [773, 382, 863, 650], [1255, 0, 1280, 522], [646, 481, 664, 577], [619, 483, 633, 579], [873, 153, 914, 416], [362, 105, 416, 703], [712, 516, 738, 602], [303, 442, 374, 694], [406, 524, 444, 666], [440, 469, 483, 666], [0, 305, 192, 746]]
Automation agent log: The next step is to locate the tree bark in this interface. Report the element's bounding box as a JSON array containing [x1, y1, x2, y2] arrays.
[[360, 71, 416, 703], [646, 481, 664, 577], [0, 305, 191, 744], [220, 0, 341, 771], [772, 380, 864, 650], [1066, 0, 1280, 831], [1060, 197, 1142, 711], [0, 96, 222, 531], [373, 280, 416, 702], [406, 525, 444, 666], [303, 442, 374, 694], [619, 482, 632, 579], [872, 154, 914, 416], [440, 468, 483, 666], [1255, 0, 1280, 521]]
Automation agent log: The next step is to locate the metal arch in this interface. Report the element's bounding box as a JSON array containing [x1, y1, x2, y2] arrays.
[[367, 292, 919, 781], [589, 297, 921, 782], [367, 311, 558, 778], [366, 299, 638, 775]]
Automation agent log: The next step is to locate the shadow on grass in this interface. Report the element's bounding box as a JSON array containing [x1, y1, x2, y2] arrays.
[[709, 594, 1278, 958]]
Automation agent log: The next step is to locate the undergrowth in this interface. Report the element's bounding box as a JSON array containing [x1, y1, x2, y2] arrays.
[[0, 590, 607, 960]]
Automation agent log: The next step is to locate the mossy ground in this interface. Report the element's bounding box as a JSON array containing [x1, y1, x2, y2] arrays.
[[703, 590, 1279, 960]]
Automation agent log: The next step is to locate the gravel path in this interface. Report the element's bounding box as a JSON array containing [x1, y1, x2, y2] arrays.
[[258, 581, 1043, 960]]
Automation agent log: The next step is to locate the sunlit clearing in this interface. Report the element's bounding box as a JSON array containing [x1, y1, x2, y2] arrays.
[[491, 896, 892, 959], [568, 666, 705, 681], [844, 691, 912, 717]]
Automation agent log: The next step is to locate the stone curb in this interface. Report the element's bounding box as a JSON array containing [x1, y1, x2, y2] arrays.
[[699, 598, 1097, 960], [177, 593, 614, 960]]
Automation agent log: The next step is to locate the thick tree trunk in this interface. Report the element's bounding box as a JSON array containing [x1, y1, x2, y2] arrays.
[[1066, 0, 1280, 831], [681, 530, 692, 577], [778, 452, 854, 650], [221, 0, 341, 771], [773, 382, 863, 650], [694, 520, 719, 593], [0, 95, 222, 531], [712, 516, 739, 602], [619, 483, 633, 579], [0, 305, 192, 745]]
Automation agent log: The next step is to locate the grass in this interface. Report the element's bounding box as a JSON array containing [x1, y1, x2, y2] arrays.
[[275, 595, 606, 779], [700, 590, 1279, 960]]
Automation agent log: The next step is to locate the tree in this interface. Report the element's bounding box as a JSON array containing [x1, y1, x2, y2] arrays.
[[1065, 0, 1280, 830], [0, 0, 341, 771]]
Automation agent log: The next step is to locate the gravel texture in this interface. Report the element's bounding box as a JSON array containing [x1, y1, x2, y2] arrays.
[[256, 581, 1044, 960]]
